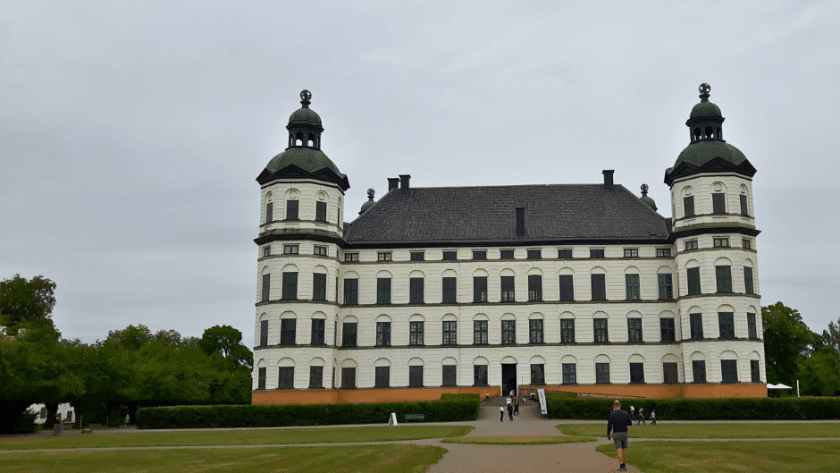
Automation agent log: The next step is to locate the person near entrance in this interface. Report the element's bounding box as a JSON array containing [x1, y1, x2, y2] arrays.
[[607, 399, 632, 471], [506, 396, 514, 421], [500, 406, 505, 422]]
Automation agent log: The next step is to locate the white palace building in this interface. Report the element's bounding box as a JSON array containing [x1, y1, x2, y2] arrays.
[[252, 85, 766, 405]]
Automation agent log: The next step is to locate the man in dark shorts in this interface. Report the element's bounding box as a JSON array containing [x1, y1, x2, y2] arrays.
[[607, 400, 632, 471]]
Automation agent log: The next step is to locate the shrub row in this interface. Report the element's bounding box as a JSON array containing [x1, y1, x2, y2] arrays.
[[137, 396, 479, 429], [545, 395, 840, 420]]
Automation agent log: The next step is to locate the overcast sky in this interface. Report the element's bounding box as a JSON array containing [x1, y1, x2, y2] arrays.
[[2, 1, 838, 348]]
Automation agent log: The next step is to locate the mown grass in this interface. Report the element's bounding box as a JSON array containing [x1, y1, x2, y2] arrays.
[[0, 445, 446, 473], [442, 435, 595, 445], [0, 425, 472, 450], [558, 422, 840, 439], [596, 440, 840, 473]]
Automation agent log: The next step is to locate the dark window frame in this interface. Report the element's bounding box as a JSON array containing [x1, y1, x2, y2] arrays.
[[718, 312, 735, 339], [663, 362, 679, 384], [375, 366, 390, 388], [527, 249, 542, 260], [410, 252, 425, 261], [409, 321, 424, 346], [474, 365, 488, 386], [315, 201, 327, 222], [473, 276, 488, 303], [692, 360, 707, 383], [625, 274, 641, 301], [376, 278, 391, 305], [750, 360, 761, 383], [312, 273, 327, 301], [740, 194, 749, 216], [309, 366, 323, 388], [684, 195, 695, 217], [529, 319, 544, 344], [442, 365, 457, 387], [261, 273, 270, 302], [687, 267, 701, 295], [528, 274, 542, 302], [559, 275, 574, 301], [591, 274, 606, 301], [501, 276, 515, 302], [712, 193, 726, 214], [747, 313, 758, 339], [342, 322, 357, 347], [473, 320, 488, 345], [562, 363, 577, 384], [342, 367, 356, 389], [409, 277, 425, 304], [721, 360, 739, 383], [561, 319, 575, 343], [629, 363, 645, 384], [500, 249, 515, 260], [658, 273, 673, 300], [343, 278, 358, 305], [627, 318, 643, 342], [285, 199, 299, 220], [408, 366, 424, 388], [624, 248, 639, 258], [283, 244, 299, 255], [501, 320, 516, 344], [376, 321, 391, 347], [595, 363, 610, 384], [557, 249, 573, 259], [660, 318, 676, 343], [690, 313, 704, 340], [442, 277, 457, 303], [442, 250, 458, 261], [259, 319, 269, 347], [442, 321, 457, 345], [530, 363, 545, 385], [282, 272, 298, 300], [280, 319, 296, 346], [310, 319, 325, 345], [472, 250, 487, 260], [744, 267, 755, 294], [265, 201, 273, 223], [593, 318, 609, 343], [257, 367, 266, 389], [716, 265, 733, 293], [377, 252, 392, 261], [685, 239, 699, 251], [278, 367, 295, 389], [590, 248, 605, 259]]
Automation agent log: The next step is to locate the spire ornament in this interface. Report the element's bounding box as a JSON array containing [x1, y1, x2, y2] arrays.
[[699, 83, 711, 103], [367, 188, 375, 201], [641, 183, 649, 196], [300, 89, 312, 108]]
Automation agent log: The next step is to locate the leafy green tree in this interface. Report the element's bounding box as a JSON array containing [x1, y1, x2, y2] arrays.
[[796, 346, 840, 396], [762, 302, 814, 384], [0, 274, 58, 337], [821, 319, 840, 356], [199, 325, 253, 370], [106, 324, 152, 350]]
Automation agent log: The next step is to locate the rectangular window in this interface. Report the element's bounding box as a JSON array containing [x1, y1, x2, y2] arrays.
[[750, 360, 761, 383], [558, 249, 573, 259], [591, 274, 606, 301], [315, 201, 327, 222], [376, 321, 391, 347], [409, 321, 424, 346], [442, 365, 457, 387], [527, 249, 542, 260], [740, 194, 749, 216], [473, 276, 488, 303], [472, 250, 487, 260], [687, 267, 701, 295], [501, 276, 516, 302], [658, 274, 673, 300], [442, 277, 457, 303], [561, 319, 575, 343], [656, 248, 671, 257], [409, 277, 424, 304], [684, 196, 695, 217], [529, 319, 544, 344], [259, 320, 268, 347], [410, 252, 425, 261], [744, 267, 754, 294], [594, 319, 609, 343], [312, 273, 327, 301], [282, 272, 298, 300], [442, 321, 457, 345], [342, 367, 356, 389], [283, 244, 299, 255], [747, 313, 757, 339], [713, 237, 730, 248], [501, 320, 516, 344], [590, 248, 605, 259], [377, 278, 391, 304], [531, 364, 545, 385], [627, 318, 643, 342], [559, 275, 574, 301], [286, 200, 299, 220], [343, 279, 358, 305], [719, 312, 735, 339], [409, 366, 424, 387], [625, 274, 641, 301], [278, 367, 294, 389], [685, 239, 699, 251], [716, 265, 732, 293], [742, 239, 752, 250], [690, 313, 704, 339], [500, 249, 515, 260], [624, 248, 639, 258], [442, 250, 458, 261], [562, 364, 577, 384], [663, 362, 679, 384], [265, 202, 273, 223], [314, 245, 328, 256], [375, 366, 390, 388], [721, 360, 738, 383], [474, 365, 488, 386], [692, 360, 706, 383], [342, 322, 357, 347], [263, 245, 271, 257], [473, 320, 488, 345], [660, 318, 676, 343], [280, 319, 296, 346], [712, 193, 726, 214], [344, 252, 359, 262], [377, 252, 392, 261], [630, 363, 645, 384], [596, 363, 610, 384], [309, 366, 323, 388], [258, 367, 266, 389], [311, 319, 325, 345], [528, 275, 542, 301], [261, 274, 270, 302]]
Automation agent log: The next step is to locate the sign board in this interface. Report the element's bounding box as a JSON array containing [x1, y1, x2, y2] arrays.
[[537, 389, 548, 416], [388, 412, 398, 426]]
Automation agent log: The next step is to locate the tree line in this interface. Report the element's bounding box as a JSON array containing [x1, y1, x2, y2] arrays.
[[0, 274, 252, 433]]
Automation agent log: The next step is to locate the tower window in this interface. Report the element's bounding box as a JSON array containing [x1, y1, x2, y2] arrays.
[[687, 267, 701, 295], [656, 248, 671, 257], [283, 244, 299, 255], [740, 195, 749, 216], [713, 237, 730, 247], [660, 318, 676, 343], [286, 200, 299, 220], [558, 249, 573, 259], [500, 249, 515, 260], [377, 252, 392, 261], [344, 252, 359, 262], [265, 202, 273, 223], [712, 193, 726, 214], [315, 202, 327, 222], [314, 245, 327, 256], [442, 251, 458, 261], [472, 250, 487, 260], [410, 252, 425, 261], [527, 249, 542, 260], [590, 248, 605, 259], [685, 239, 698, 251], [623, 248, 639, 258]]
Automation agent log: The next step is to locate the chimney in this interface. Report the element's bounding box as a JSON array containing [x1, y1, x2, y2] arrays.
[[602, 170, 614, 187], [388, 178, 399, 192], [399, 174, 411, 191], [516, 207, 525, 236]]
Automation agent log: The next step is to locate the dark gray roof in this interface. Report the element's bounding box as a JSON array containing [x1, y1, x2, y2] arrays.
[[343, 184, 670, 247]]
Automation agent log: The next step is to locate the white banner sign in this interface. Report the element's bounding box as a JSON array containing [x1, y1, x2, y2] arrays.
[[537, 389, 548, 416], [388, 412, 398, 426]]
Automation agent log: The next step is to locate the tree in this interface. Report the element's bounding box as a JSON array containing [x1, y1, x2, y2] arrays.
[[106, 324, 152, 350], [796, 346, 840, 396], [762, 302, 814, 384], [821, 319, 840, 357], [199, 325, 253, 370], [0, 274, 58, 336]]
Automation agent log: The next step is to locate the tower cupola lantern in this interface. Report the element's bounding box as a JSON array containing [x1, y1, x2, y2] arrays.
[[686, 83, 725, 142], [286, 89, 324, 149]]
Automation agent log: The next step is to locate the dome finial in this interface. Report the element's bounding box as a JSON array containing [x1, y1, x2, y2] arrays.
[[300, 89, 312, 108], [699, 83, 711, 103], [640, 183, 649, 196], [367, 188, 375, 201]]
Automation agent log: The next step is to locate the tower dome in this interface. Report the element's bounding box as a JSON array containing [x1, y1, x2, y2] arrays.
[[359, 188, 377, 214], [638, 184, 657, 211]]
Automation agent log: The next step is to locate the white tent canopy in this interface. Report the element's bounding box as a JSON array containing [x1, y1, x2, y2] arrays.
[[766, 383, 792, 389]]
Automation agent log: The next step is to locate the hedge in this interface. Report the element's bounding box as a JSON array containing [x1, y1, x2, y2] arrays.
[[137, 395, 479, 429], [545, 395, 840, 420]]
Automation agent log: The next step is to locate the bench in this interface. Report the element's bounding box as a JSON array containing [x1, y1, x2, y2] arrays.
[[404, 414, 425, 421]]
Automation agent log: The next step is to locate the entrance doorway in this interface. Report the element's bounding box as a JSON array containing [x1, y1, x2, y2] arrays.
[[501, 364, 517, 396]]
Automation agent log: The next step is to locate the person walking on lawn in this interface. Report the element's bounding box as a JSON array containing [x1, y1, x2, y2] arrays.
[[500, 406, 505, 422], [650, 410, 656, 426], [506, 396, 514, 421], [637, 407, 647, 426], [607, 399, 633, 471]]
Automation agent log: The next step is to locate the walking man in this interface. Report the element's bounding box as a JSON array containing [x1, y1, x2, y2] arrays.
[[500, 406, 505, 422], [506, 396, 514, 421], [637, 407, 646, 426], [650, 410, 656, 426], [607, 400, 632, 471]]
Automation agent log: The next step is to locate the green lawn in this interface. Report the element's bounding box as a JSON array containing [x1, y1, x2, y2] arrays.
[[558, 422, 840, 439], [442, 435, 595, 445], [0, 425, 472, 450], [596, 440, 840, 473], [0, 445, 446, 473]]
